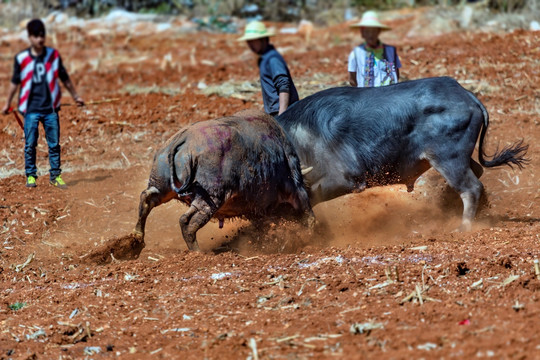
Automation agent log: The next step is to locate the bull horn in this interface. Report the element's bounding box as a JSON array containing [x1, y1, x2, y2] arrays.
[[301, 166, 313, 175]]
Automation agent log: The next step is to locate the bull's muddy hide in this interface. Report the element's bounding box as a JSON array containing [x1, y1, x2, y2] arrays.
[[131, 109, 314, 252]]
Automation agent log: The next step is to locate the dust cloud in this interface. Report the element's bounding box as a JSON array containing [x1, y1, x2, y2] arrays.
[[143, 175, 469, 255], [64, 167, 474, 258]]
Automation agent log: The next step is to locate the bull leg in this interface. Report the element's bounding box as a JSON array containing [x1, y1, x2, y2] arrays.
[[134, 187, 170, 239], [431, 161, 483, 231], [470, 158, 484, 179], [179, 198, 216, 251]]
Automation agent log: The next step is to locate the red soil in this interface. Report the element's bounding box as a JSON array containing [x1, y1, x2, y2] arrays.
[[0, 9, 539, 359]]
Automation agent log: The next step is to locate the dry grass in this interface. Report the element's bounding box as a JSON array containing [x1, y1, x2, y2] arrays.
[[120, 84, 182, 96]]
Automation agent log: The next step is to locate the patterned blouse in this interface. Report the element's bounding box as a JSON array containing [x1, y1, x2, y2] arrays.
[[348, 42, 401, 87]]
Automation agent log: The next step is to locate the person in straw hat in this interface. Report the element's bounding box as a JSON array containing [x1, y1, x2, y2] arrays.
[[238, 21, 299, 116], [348, 10, 401, 88]]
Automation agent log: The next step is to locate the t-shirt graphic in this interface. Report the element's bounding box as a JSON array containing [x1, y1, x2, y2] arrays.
[[28, 57, 53, 113]]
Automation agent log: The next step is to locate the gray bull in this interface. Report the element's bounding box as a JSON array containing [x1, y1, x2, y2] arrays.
[[133, 109, 314, 251], [276, 77, 529, 230]]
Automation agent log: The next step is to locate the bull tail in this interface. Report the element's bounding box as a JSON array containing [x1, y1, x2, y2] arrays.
[[169, 137, 197, 196], [285, 149, 307, 192], [468, 91, 529, 170], [284, 146, 314, 215]]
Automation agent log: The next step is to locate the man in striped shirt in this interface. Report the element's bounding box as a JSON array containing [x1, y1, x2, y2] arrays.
[[2, 19, 84, 189]]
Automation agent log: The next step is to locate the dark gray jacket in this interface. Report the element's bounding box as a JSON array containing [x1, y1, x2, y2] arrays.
[[258, 45, 299, 115]]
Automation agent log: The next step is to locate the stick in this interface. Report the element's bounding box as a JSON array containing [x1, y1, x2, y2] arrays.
[[394, 266, 400, 282], [416, 284, 424, 305], [61, 98, 120, 107], [7, 107, 24, 130], [276, 334, 300, 342], [13, 252, 35, 272], [248, 338, 259, 360], [400, 291, 416, 304], [534, 259, 540, 280], [385, 267, 393, 282]]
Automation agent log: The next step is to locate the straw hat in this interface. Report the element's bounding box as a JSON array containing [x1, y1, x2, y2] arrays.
[[237, 21, 275, 41], [350, 11, 391, 30]]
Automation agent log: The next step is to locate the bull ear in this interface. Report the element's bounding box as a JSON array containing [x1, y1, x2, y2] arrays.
[[301, 166, 313, 176]]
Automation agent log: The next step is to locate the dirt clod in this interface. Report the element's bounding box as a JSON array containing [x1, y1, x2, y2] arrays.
[[82, 234, 145, 265], [455, 261, 470, 276], [498, 256, 513, 269]]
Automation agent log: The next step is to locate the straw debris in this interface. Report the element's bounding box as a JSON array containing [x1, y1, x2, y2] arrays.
[[350, 321, 383, 335], [12, 253, 35, 272]]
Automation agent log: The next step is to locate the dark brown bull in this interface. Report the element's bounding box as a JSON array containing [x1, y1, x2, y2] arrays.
[[133, 109, 314, 251]]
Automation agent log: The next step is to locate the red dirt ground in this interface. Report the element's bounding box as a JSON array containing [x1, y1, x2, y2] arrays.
[[1, 8, 539, 359]]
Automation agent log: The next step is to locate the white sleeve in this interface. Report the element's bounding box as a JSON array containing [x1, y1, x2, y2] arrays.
[[347, 50, 357, 72]]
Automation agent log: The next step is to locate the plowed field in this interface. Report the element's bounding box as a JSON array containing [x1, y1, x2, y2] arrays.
[[1, 8, 539, 359]]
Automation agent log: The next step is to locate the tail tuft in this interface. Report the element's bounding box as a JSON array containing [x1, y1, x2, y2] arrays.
[[480, 139, 529, 170]]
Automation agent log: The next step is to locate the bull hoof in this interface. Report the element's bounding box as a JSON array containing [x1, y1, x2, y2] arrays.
[[453, 222, 472, 233], [189, 244, 201, 252], [306, 214, 317, 229], [132, 230, 144, 239]]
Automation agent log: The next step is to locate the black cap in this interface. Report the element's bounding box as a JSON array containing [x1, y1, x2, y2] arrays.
[[27, 19, 46, 37]]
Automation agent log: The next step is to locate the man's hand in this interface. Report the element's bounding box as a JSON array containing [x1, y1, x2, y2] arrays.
[[74, 95, 84, 107], [2, 104, 11, 115], [63, 78, 84, 106], [4, 83, 19, 114], [348, 72, 358, 87]]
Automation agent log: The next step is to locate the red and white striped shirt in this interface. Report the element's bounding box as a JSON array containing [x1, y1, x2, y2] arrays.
[[16, 47, 62, 113]]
